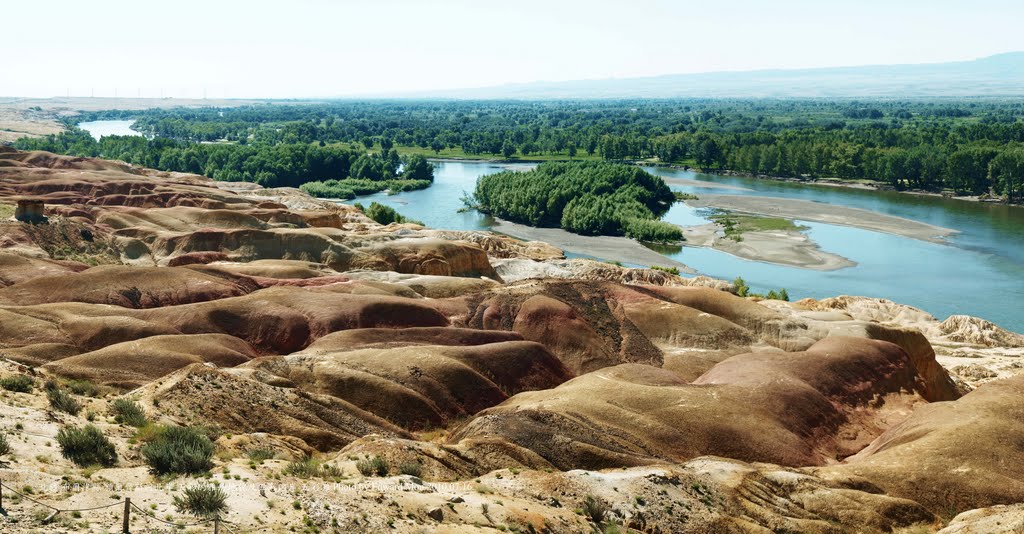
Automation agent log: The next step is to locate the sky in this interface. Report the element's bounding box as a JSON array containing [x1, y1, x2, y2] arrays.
[[5, 0, 1024, 99]]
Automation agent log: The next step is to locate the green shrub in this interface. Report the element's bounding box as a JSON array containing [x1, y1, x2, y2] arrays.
[[0, 431, 10, 457], [364, 202, 422, 225], [355, 455, 389, 477], [732, 276, 750, 297], [582, 495, 608, 525], [141, 425, 214, 475], [65, 379, 100, 397], [56, 425, 117, 467], [398, 461, 423, 478], [48, 388, 82, 415], [173, 483, 228, 519], [0, 374, 35, 393], [299, 178, 431, 200], [284, 457, 342, 479], [246, 448, 276, 463], [649, 265, 680, 276], [764, 288, 791, 301], [622, 217, 683, 243], [109, 398, 148, 427]]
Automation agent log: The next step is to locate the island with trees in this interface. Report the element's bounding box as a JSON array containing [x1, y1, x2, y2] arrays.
[[471, 161, 682, 242]]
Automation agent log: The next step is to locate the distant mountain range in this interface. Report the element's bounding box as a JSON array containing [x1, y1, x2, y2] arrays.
[[408, 52, 1024, 99]]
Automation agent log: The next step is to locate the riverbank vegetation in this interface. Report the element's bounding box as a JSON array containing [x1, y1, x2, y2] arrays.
[[711, 214, 808, 241], [473, 161, 682, 242], [354, 202, 423, 226], [17, 99, 1024, 202], [14, 128, 434, 191]]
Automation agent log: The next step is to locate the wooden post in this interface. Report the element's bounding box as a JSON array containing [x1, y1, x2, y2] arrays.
[[1, 480, 4, 511], [122, 497, 131, 534]]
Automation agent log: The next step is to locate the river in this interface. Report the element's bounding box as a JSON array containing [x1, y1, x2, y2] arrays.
[[351, 161, 1024, 332], [78, 120, 142, 140], [76, 120, 1023, 331]]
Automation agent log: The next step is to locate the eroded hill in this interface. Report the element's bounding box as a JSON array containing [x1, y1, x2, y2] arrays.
[[0, 148, 1022, 533]]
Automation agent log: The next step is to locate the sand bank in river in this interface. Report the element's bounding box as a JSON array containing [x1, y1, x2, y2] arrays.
[[686, 194, 957, 243], [683, 223, 856, 271], [491, 218, 853, 272], [489, 219, 695, 272], [661, 177, 753, 191]]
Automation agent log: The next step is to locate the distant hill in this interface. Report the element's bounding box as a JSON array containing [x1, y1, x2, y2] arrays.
[[412, 52, 1024, 99]]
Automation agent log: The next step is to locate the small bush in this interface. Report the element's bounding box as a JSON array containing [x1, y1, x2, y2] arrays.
[[355, 455, 388, 477], [173, 483, 228, 519], [0, 431, 10, 457], [582, 495, 608, 525], [364, 202, 422, 225], [48, 388, 82, 415], [110, 398, 148, 427], [284, 457, 342, 479], [56, 425, 117, 467], [649, 265, 680, 276], [398, 461, 423, 478], [246, 448, 276, 463], [66, 379, 100, 397], [141, 425, 214, 475], [0, 374, 35, 393], [732, 276, 750, 297]]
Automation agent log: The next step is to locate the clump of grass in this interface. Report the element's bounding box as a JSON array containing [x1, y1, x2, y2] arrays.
[[582, 495, 608, 525], [0, 374, 35, 393], [398, 461, 423, 478], [109, 398, 148, 427], [284, 457, 343, 479], [355, 455, 389, 477], [56, 425, 117, 467], [649, 265, 680, 276], [65, 379, 100, 397], [173, 483, 228, 519], [247, 447, 276, 463], [48, 387, 82, 415], [0, 431, 11, 457], [141, 425, 214, 475]]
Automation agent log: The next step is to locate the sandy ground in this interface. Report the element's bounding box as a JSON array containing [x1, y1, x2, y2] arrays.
[[683, 223, 856, 271], [492, 218, 852, 272], [662, 177, 753, 191], [686, 194, 957, 243], [490, 219, 694, 271]]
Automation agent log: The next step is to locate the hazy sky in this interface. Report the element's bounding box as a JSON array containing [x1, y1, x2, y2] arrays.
[[6, 0, 1023, 98]]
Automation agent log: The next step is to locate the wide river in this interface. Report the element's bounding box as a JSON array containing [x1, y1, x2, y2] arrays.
[[78, 121, 1023, 331], [353, 161, 1024, 332]]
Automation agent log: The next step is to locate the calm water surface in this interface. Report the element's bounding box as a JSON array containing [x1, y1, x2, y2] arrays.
[[78, 120, 142, 140], [355, 161, 1024, 331]]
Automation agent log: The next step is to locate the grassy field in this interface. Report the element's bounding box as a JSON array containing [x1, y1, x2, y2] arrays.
[[711, 214, 808, 238]]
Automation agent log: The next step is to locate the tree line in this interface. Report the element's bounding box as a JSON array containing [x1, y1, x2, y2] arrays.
[[70, 99, 1024, 200], [14, 128, 433, 193]]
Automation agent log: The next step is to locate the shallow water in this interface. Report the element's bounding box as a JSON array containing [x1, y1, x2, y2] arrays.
[[78, 120, 141, 140], [357, 161, 1024, 331]]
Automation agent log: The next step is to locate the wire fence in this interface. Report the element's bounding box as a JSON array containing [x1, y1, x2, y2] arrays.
[[0, 479, 230, 532]]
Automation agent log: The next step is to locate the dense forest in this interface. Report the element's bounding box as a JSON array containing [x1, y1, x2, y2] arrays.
[[13, 128, 434, 196], [473, 161, 681, 242], [17, 98, 1024, 202]]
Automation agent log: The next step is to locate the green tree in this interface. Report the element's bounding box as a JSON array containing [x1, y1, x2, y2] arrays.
[[989, 149, 1024, 202]]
